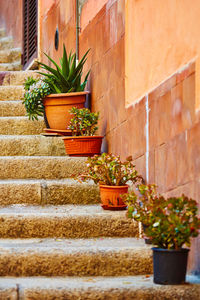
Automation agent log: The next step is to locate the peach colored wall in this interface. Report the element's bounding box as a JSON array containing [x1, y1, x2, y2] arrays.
[[0, 0, 23, 47], [39, 0, 76, 65], [125, 0, 200, 106], [79, 0, 199, 274], [80, 0, 108, 31]]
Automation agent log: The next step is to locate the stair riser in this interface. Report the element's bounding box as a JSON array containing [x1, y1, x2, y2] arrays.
[[0, 182, 100, 205], [0, 49, 21, 63], [0, 71, 40, 86], [0, 62, 21, 71], [0, 216, 137, 239], [0, 250, 152, 276], [0, 136, 66, 156], [0, 101, 26, 116], [0, 39, 13, 50], [0, 157, 87, 179], [19, 287, 200, 300], [0, 86, 24, 100], [0, 277, 199, 300], [0, 29, 5, 38], [0, 118, 45, 135]]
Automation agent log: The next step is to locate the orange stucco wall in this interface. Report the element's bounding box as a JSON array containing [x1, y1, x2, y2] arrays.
[[125, 0, 200, 107], [0, 0, 23, 47], [39, 0, 76, 64]]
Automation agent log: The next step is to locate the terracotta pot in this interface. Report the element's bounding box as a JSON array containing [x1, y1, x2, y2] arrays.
[[99, 185, 128, 210], [62, 136, 103, 157], [43, 91, 89, 130]]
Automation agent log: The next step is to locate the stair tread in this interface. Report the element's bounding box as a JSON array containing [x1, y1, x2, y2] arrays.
[[0, 275, 199, 288], [0, 204, 128, 217], [0, 237, 148, 252]]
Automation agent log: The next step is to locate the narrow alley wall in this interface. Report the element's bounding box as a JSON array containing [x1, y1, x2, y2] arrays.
[[79, 0, 199, 274]]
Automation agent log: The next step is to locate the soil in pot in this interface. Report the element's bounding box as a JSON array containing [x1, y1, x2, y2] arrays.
[[99, 185, 128, 210], [43, 92, 89, 130], [62, 136, 103, 157], [152, 247, 190, 285]]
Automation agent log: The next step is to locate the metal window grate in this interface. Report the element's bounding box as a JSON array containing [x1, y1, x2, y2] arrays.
[[22, 0, 38, 69]]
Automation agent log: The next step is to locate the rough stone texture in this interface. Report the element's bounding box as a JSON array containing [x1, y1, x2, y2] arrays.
[[0, 61, 21, 71], [0, 48, 21, 63], [0, 276, 198, 300], [0, 238, 152, 276], [0, 71, 40, 86], [0, 205, 137, 238], [0, 85, 24, 100], [0, 117, 45, 135], [0, 179, 100, 205], [0, 101, 26, 116], [0, 180, 41, 205], [0, 135, 66, 156], [0, 37, 13, 50], [0, 156, 87, 179], [0, 287, 17, 300]]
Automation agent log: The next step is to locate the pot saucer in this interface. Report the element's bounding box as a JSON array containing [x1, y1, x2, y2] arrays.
[[101, 204, 127, 211], [43, 128, 72, 136]]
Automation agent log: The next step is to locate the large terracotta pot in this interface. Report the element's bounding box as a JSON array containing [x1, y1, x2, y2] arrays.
[[62, 136, 103, 157], [99, 185, 128, 210], [43, 91, 89, 130]]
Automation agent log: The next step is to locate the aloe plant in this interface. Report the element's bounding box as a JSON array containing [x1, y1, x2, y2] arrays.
[[38, 45, 90, 93]]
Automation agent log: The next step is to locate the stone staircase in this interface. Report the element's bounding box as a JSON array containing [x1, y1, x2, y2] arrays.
[[0, 29, 199, 299]]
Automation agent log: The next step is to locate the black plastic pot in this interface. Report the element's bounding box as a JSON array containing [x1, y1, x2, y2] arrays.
[[152, 247, 190, 285]]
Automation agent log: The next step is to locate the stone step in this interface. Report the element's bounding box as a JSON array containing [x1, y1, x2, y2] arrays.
[[0, 238, 152, 276], [0, 85, 24, 100], [0, 29, 5, 38], [0, 100, 26, 116], [0, 70, 40, 85], [0, 61, 21, 71], [0, 135, 66, 155], [0, 116, 45, 135], [0, 156, 87, 179], [0, 48, 21, 63], [0, 36, 13, 50], [0, 179, 99, 205], [0, 276, 199, 300], [0, 205, 136, 238]]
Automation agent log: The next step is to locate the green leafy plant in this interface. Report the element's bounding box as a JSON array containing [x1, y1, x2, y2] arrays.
[[23, 78, 51, 120], [78, 153, 143, 186], [23, 45, 90, 120], [38, 44, 90, 93], [123, 186, 200, 249], [68, 107, 99, 136]]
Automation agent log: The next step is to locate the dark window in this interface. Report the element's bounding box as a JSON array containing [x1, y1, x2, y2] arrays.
[[22, 0, 38, 69]]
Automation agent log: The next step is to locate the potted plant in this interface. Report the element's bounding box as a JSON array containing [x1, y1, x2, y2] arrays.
[[23, 44, 90, 131], [123, 184, 156, 244], [123, 186, 200, 285], [79, 153, 143, 210], [62, 107, 103, 157]]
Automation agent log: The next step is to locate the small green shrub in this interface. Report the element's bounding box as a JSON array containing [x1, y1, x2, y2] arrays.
[[78, 153, 143, 186], [23, 78, 51, 120], [123, 186, 200, 249], [38, 44, 90, 93], [68, 107, 99, 136]]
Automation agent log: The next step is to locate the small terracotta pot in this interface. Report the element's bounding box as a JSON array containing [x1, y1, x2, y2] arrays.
[[99, 185, 128, 210], [62, 136, 103, 157], [43, 91, 89, 130]]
